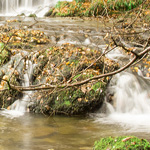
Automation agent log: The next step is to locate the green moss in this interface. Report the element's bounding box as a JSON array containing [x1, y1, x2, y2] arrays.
[[55, 1, 70, 9], [28, 14, 36, 17], [92, 82, 105, 92], [94, 136, 150, 150], [0, 42, 11, 65], [92, 82, 101, 92], [64, 101, 71, 106], [75, 0, 85, 3], [107, 0, 143, 11]]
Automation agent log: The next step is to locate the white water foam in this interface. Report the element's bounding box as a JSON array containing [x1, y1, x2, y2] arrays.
[[0, 109, 24, 118], [95, 72, 150, 132]]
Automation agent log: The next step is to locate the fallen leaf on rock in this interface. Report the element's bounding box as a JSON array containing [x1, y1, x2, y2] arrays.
[[81, 86, 87, 93], [45, 105, 50, 110], [122, 137, 133, 142], [78, 98, 82, 102], [37, 95, 42, 100], [7, 106, 10, 110], [7, 97, 11, 101], [40, 99, 43, 104]]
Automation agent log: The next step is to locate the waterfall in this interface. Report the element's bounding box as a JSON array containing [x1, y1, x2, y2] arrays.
[[94, 47, 150, 131], [10, 59, 34, 112], [107, 72, 150, 114], [0, 54, 35, 118], [0, 0, 72, 17], [94, 71, 150, 132]]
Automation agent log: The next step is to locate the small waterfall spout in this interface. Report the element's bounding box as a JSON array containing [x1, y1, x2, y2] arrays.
[[94, 47, 150, 130], [100, 71, 150, 129], [108, 72, 150, 114], [0, 55, 35, 118], [10, 59, 34, 112]]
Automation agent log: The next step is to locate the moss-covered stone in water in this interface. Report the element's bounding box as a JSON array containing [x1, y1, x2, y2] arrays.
[[28, 14, 37, 17], [94, 136, 150, 150]]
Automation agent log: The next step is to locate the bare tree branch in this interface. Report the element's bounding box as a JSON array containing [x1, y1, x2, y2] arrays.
[[9, 45, 149, 91]]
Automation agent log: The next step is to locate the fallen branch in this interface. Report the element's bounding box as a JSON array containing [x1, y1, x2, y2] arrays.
[[9, 48, 147, 91]]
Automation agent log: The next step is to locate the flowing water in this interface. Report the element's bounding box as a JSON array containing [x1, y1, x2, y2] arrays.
[[95, 72, 150, 132], [0, 10, 150, 149], [1, 113, 150, 150]]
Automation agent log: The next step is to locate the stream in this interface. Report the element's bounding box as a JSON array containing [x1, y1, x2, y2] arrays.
[[0, 15, 150, 150], [1, 113, 150, 150]]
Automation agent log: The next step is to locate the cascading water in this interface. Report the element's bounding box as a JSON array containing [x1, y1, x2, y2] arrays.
[[1, 53, 35, 118], [0, 0, 72, 17], [109, 72, 150, 114], [10, 59, 34, 112], [95, 48, 150, 132]]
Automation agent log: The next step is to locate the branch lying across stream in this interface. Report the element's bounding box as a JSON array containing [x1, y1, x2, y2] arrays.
[[9, 46, 150, 91]]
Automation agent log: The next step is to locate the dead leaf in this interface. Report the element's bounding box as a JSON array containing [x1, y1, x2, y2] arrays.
[[122, 137, 133, 142], [81, 86, 87, 93], [78, 98, 82, 102]]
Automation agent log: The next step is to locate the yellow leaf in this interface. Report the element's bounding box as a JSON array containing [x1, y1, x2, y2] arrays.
[[45, 105, 50, 110], [40, 99, 43, 104], [104, 33, 109, 40], [85, 98, 88, 102], [134, 67, 138, 72], [7, 106, 11, 110], [146, 73, 150, 77], [66, 62, 70, 65]]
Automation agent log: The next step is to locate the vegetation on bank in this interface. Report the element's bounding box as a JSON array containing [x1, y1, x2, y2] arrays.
[[94, 136, 150, 150], [45, 0, 145, 17]]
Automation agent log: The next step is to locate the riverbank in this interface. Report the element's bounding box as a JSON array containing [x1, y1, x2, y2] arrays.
[[45, 0, 149, 20]]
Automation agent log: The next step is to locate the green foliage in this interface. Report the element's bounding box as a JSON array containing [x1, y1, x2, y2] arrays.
[[92, 82, 101, 92], [64, 101, 71, 106], [94, 136, 150, 150], [75, 0, 85, 3], [88, 0, 143, 16], [55, 1, 69, 9], [73, 74, 81, 81], [107, 0, 143, 11], [48, 0, 144, 17]]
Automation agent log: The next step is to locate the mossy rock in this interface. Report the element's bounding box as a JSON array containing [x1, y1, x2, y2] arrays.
[[28, 14, 37, 17], [30, 84, 105, 115], [94, 136, 150, 150]]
